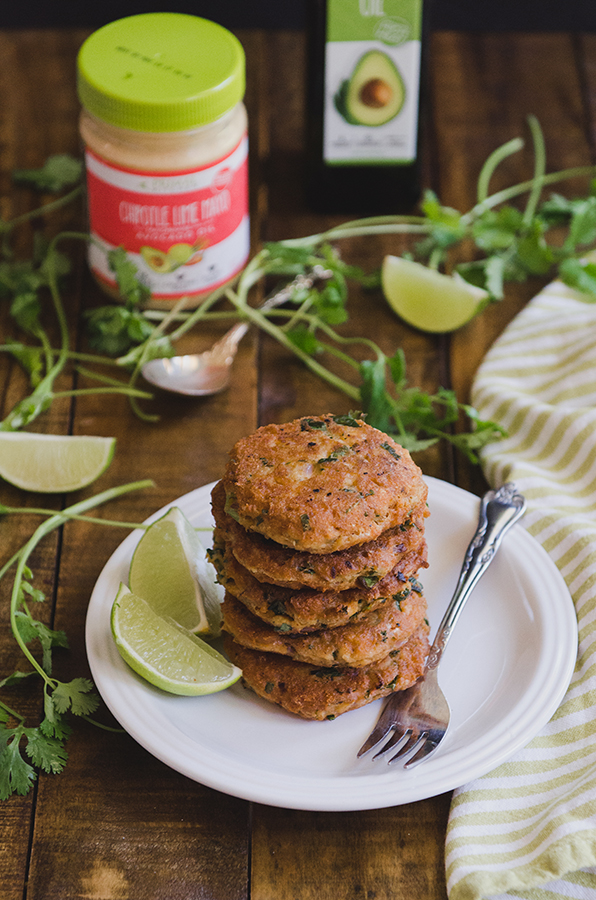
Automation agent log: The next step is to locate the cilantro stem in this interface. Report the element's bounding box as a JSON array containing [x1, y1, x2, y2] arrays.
[[522, 115, 547, 227], [0, 699, 26, 722], [2, 185, 83, 232], [79, 715, 123, 733], [52, 386, 153, 400], [166, 280, 246, 345], [1, 230, 88, 431], [1, 506, 148, 529], [463, 165, 596, 223], [6, 480, 153, 683], [281, 219, 432, 248], [476, 137, 525, 204], [228, 295, 361, 401]]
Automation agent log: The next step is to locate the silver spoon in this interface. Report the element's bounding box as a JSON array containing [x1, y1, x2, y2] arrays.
[[141, 267, 333, 396]]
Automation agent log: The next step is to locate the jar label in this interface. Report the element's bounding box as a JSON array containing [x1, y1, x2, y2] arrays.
[[85, 135, 249, 301], [324, 0, 422, 165]]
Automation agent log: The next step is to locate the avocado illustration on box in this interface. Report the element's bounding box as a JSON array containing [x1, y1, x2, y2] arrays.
[[334, 49, 405, 126]]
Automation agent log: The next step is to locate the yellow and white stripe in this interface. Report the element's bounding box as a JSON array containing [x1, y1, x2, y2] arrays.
[[445, 279, 596, 900]]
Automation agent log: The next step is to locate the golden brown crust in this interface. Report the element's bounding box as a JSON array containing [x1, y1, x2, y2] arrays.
[[221, 414, 428, 553], [223, 623, 430, 720], [222, 584, 427, 667], [212, 536, 427, 632], [211, 480, 428, 591]]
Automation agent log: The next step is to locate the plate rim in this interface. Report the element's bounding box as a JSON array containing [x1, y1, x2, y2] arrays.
[[85, 476, 578, 811]]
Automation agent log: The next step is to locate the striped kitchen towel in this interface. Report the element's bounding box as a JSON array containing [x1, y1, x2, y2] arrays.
[[444, 277, 596, 900]]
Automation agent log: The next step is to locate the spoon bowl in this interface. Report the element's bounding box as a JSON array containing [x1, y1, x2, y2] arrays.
[[141, 354, 234, 396]]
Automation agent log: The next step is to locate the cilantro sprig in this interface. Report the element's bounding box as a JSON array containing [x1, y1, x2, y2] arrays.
[[3, 118, 596, 455], [0, 481, 152, 799]]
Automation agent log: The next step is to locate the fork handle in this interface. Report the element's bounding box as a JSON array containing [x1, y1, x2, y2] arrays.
[[426, 483, 526, 671]]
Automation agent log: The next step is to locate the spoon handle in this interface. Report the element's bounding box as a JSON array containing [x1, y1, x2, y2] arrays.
[[211, 266, 334, 355], [425, 483, 526, 671]]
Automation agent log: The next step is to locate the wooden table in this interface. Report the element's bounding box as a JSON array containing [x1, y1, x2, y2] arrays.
[[1, 26, 595, 900]]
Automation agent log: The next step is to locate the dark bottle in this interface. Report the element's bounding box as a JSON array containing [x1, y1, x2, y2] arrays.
[[305, 0, 427, 215]]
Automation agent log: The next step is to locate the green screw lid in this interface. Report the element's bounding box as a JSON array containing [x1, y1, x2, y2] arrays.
[[77, 13, 245, 133]]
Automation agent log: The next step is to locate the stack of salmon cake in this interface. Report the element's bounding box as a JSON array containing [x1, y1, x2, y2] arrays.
[[210, 413, 430, 720]]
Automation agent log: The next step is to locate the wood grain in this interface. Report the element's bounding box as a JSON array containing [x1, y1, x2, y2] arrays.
[[1, 25, 595, 900], [252, 795, 451, 900]]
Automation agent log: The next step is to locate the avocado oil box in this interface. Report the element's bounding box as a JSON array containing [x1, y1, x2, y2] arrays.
[[306, 0, 427, 214]]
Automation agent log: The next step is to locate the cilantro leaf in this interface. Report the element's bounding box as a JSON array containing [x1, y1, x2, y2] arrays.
[[39, 712, 73, 742], [2, 340, 44, 385], [515, 221, 555, 275], [0, 725, 36, 799], [286, 326, 323, 355], [558, 258, 596, 298], [472, 205, 523, 251], [0, 670, 38, 689], [85, 305, 155, 356], [13, 612, 68, 674], [19, 578, 46, 604], [24, 728, 68, 774], [359, 357, 394, 434], [416, 190, 466, 255], [108, 247, 151, 308], [12, 154, 83, 192], [312, 280, 349, 325], [52, 679, 100, 717], [563, 196, 596, 250], [10, 291, 42, 333], [456, 257, 506, 300]]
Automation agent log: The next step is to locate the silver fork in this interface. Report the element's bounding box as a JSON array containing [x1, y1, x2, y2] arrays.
[[357, 482, 527, 769]]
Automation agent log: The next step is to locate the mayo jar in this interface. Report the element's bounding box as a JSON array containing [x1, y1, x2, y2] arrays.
[[77, 13, 249, 310]]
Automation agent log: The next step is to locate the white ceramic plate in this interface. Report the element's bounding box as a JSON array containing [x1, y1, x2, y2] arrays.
[[86, 477, 578, 811]]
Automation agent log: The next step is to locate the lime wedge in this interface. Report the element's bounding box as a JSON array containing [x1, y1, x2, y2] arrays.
[[0, 432, 115, 492], [110, 585, 241, 696], [381, 255, 490, 333], [129, 506, 223, 636]]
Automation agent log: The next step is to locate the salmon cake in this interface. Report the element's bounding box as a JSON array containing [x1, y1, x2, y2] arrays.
[[211, 536, 427, 632], [221, 414, 428, 553], [221, 585, 427, 668], [223, 622, 430, 720], [211, 480, 428, 591]]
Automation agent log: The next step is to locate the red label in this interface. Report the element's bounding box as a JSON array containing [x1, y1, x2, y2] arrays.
[[84, 136, 249, 300]]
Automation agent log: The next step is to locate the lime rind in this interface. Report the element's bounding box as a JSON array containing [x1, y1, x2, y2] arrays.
[[171, 505, 224, 635], [0, 432, 115, 493], [129, 507, 223, 636], [110, 585, 241, 696], [381, 255, 490, 333]]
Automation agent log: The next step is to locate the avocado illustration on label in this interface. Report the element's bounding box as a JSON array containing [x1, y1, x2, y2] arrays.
[[335, 50, 405, 127], [167, 243, 194, 265], [141, 246, 173, 274]]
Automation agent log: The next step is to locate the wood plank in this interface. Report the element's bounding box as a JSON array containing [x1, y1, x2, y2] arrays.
[[431, 32, 595, 491], [2, 24, 591, 900], [0, 29, 91, 900], [29, 733, 250, 900], [249, 29, 451, 900], [252, 794, 451, 900], [254, 31, 452, 480], [0, 26, 261, 900], [578, 33, 596, 140]]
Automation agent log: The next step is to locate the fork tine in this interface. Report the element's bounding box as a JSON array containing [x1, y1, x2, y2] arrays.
[[356, 696, 402, 757], [357, 722, 394, 757], [403, 732, 445, 769], [372, 727, 412, 759], [387, 731, 424, 764]]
